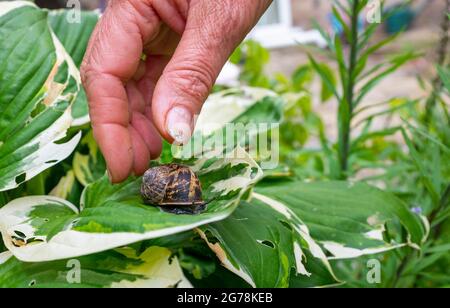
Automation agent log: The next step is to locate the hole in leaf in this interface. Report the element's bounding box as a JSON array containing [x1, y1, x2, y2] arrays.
[[15, 173, 26, 185], [14, 230, 26, 238], [259, 240, 275, 249], [279, 220, 292, 231], [45, 160, 58, 164], [250, 167, 259, 179], [26, 238, 44, 244], [172, 280, 182, 288], [29, 280, 36, 287], [203, 230, 219, 245]]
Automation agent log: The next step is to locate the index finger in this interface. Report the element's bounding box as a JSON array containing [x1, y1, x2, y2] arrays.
[[81, 0, 160, 182]]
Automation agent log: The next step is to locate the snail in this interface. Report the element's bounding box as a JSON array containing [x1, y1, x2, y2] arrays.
[[141, 164, 206, 214]]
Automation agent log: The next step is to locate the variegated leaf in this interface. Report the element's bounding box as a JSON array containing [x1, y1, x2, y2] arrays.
[[255, 181, 428, 259], [0, 147, 262, 262], [0, 2, 81, 192], [198, 181, 427, 287], [48, 9, 99, 126], [0, 246, 191, 288]]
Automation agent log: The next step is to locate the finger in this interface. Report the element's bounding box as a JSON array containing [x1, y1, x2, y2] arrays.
[[81, 0, 160, 182], [129, 126, 151, 176], [87, 75, 133, 183], [151, 0, 271, 145], [137, 55, 172, 108], [126, 80, 162, 161], [131, 113, 162, 160]]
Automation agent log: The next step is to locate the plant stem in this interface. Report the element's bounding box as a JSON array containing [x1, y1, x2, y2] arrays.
[[424, 0, 450, 123], [429, 183, 450, 238], [338, 0, 359, 179], [0, 192, 8, 207], [26, 173, 46, 196]]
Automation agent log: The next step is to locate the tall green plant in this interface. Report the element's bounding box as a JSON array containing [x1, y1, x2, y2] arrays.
[[309, 0, 420, 179]]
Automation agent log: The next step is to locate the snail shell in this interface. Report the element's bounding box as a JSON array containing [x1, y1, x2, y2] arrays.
[[141, 164, 204, 207]]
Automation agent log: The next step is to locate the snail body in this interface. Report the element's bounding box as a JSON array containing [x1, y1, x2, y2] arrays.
[[141, 164, 205, 208]]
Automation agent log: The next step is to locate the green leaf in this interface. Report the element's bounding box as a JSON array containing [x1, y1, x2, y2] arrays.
[[309, 55, 340, 102], [0, 246, 191, 288], [291, 65, 314, 91], [195, 87, 282, 136], [437, 66, 450, 94], [426, 243, 450, 254], [319, 63, 337, 103], [355, 52, 421, 106], [255, 181, 427, 258], [199, 199, 339, 288], [0, 146, 262, 262], [175, 87, 283, 162], [401, 128, 442, 206], [0, 2, 81, 192], [332, 6, 351, 42], [49, 10, 99, 126]]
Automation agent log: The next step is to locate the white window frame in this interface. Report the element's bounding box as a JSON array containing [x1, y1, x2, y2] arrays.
[[248, 0, 294, 48], [248, 0, 326, 49]]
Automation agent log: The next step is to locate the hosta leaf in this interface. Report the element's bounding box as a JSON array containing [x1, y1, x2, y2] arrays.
[[175, 87, 283, 162], [199, 181, 427, 287], [199, 199, 340, 288], [0, 147, 262, 262], [0, 246, 191, 288], [0, 2, 81, 192], [256, 181, 427, 259], [49, 10, 99, 126], [195, 87, 283, 135]]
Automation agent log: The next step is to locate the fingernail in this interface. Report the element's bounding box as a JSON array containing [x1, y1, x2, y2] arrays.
[[166, 106, 193, 145], [107, 169, 113, 183]]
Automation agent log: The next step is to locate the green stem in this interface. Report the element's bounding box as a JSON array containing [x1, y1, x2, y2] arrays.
[[424, 0, 450, 123], [338, 0, 359, 179], [0, 192, 8, 207], [26, 173, 46, 196], [429, 183, 450, 238]]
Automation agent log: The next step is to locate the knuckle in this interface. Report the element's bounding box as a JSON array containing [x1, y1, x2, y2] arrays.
[[166, 63, 215, 103], [80, 62, 96, 88]]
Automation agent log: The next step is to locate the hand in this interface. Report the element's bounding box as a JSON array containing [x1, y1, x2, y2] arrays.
[[81, 0, 271, 183]]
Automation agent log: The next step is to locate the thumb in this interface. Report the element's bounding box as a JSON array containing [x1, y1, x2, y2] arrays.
[[151, 0, 270, 144]]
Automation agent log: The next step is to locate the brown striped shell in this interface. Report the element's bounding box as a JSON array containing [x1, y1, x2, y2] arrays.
[[141, 164, 204, 207]]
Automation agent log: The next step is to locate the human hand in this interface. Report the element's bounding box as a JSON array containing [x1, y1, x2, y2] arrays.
[[81, 0, 271, 183]]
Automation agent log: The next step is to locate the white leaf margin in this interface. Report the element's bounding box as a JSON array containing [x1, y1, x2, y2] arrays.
[[254, 193, 427, 260]]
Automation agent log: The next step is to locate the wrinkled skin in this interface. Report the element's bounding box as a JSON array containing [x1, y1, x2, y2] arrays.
[[81, 0, 271, 183]]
